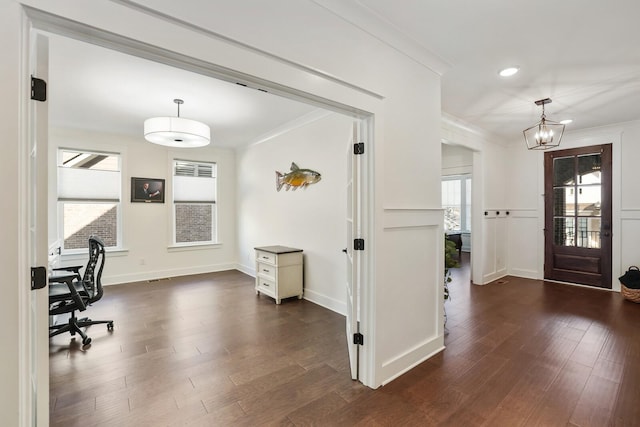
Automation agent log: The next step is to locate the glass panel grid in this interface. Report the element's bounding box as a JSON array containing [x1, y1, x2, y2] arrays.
[[552, 152, 602, 248]]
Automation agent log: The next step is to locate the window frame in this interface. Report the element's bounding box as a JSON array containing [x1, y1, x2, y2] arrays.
[[171, 159, 218, 247], [57, 148, 123, 254]]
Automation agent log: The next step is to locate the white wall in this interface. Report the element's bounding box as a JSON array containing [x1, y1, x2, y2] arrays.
[[505, 120, 640, 291], [619, 122, 640, 283], [3, 2, 449, 417], [49, 127, 238, 285], [1, 2, 24, 424], [442, 116, 640, 290], [441, 116, 510, 285], [480, 139, 509, 283], [236, 113, 351, 314]]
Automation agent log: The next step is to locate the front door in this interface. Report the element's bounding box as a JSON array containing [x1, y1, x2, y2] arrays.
[[544, 144, 612, 288]]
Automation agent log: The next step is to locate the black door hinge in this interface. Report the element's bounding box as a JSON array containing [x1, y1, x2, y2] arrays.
[[31, 266, 47, 290], [353, 332, 364, 345], [31, 76, 47, 102], [354, 238, 364, 251], [354, 142, 364, 155]]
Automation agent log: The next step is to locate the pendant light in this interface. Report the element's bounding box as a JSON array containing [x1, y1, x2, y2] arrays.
[[144, 99, 210, 148], [523, 98, 565, 150]]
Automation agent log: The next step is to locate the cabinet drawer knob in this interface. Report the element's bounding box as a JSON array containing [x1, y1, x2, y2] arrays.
[[263, 269, 270, 272], [263, 283, 270, 287]]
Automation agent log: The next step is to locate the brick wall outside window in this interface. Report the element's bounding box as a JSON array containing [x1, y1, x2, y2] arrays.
[[63, 204, 117, 249], [175, 204, 213, 243]]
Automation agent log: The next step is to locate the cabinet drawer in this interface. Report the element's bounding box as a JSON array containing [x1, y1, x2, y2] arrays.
[[256, 251, 276, 264], [257, 262, 276, 280], [257, 277, 275, 296]]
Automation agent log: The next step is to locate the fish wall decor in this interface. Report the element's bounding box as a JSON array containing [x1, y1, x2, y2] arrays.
[[276, 162, 321, 191]]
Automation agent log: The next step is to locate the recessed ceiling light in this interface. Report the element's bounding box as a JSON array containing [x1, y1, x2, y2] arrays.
[[498, 67, 520, 77], [560, 119, 573, 125]]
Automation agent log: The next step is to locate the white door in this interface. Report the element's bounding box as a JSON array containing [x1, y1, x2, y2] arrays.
[[28, 32, 50, 426], [346, 121, 362, 380]]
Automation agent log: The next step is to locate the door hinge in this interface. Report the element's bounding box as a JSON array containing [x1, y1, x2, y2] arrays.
[[354, 238, 364, 251], [31, 266, 47, 290], [354, 142, 364, 155], [31, 76, 47, 102], [353, 332, 364, 345]]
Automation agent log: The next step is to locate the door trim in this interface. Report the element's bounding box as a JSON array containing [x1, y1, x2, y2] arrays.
[[23, 5, 377, 389], [544, 143, 612, 288]]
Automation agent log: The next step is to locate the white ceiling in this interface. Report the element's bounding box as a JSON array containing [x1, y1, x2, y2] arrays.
[[355, 0, 640, 139], [48, 34, 320, 148], [49, 1, 640, 146]]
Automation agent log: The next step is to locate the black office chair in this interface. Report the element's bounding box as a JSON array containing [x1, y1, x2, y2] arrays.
[[49, 235, 114, 346]]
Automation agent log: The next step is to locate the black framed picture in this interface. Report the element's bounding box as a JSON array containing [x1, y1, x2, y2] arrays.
[[131, 177, 165, 203]]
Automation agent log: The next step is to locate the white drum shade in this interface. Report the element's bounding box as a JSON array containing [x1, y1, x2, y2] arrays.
[[144, 116, 211, 148]]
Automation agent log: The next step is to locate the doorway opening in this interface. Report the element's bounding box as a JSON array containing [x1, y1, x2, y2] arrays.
[[25, 9, 375, 421], [441, 143, 473, 279]]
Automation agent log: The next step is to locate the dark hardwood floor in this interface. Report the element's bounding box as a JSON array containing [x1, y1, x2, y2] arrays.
[[50, 254, 640, 426]]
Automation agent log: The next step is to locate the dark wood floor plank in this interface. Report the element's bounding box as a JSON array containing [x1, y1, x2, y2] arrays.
[[523, 362, 592, 426], [569, 374, 619, 427], [50, 256, 640, 426]]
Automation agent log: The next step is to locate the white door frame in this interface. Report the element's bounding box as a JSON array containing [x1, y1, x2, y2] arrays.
[[20, 8, 377, 418], [19, 28, 50, 426]]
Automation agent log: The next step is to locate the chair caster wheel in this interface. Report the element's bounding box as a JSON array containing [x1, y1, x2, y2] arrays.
[[82, 336, 92, 346], [107, 322, 114, 331]]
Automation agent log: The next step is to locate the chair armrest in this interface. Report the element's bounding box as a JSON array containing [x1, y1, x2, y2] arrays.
[[53, 265, 83, 280], [49, 278, 86, 311], [53, 265, 83, 272]]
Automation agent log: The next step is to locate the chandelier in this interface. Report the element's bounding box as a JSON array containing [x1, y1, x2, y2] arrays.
[[523, 98, 564, 150]]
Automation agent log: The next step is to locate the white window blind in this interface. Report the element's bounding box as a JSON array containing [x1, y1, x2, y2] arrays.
[[58, 150, 121, 202], [173, 161, 216, 203], [58, 167, 120, 201]]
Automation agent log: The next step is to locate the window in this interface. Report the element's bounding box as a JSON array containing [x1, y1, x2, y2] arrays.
[[57, 149, 121, 251], [173, 160, 217, 245], [442, 175, 471, 232]]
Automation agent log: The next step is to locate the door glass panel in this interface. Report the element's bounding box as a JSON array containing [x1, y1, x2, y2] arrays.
[[577, 154, 602, 184], [553, 156, 575, 186], [577, 217, 601, 248], [553, 216, 575, 246], [577, 185, 601, 216], [553, 187, 575, 216]]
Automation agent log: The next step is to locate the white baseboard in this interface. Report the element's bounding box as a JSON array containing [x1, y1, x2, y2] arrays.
[[104, 263, 347, 318], [380, 337, 445, 386], [303, 288, 346, 316], [236, 262, 255, 277], [102, 262, 238, 285], [482, 269, 508, 284], [234, 263, 346, 315], [509, 268, 540, 280]]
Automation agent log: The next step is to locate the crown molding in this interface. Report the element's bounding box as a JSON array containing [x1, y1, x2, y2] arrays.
[[312, 0, 451, 75]]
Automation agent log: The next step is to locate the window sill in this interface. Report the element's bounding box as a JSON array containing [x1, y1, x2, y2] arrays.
[[60, 247, 129, 263], [167, 242, 222, 252]]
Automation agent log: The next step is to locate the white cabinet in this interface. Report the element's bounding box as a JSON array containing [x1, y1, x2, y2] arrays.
[[255, 246, 303, 304]]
